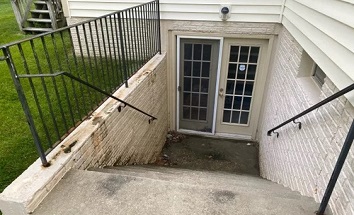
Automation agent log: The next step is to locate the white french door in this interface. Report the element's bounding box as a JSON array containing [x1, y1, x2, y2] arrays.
[[177, 37, 269, 139], [215, 39, 268, 138]]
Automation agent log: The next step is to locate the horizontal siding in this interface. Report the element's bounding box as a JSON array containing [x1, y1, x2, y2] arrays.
[[64, 0, 354, 94], [156, 0, 282, 4], [67, 0, 283, 22], [286, 0, 354, 53], [339, 0, 354, 5], [293, 0, 354, 29], [161, 4, 281, 14], [160, 12, 280, 23], [282, 0, 354, 94]]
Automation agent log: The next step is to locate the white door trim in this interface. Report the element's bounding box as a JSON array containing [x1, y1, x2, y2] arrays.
[[176, 35, 224, 135]]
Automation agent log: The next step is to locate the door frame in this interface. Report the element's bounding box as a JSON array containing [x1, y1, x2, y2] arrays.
[[176, 35, 224, 135]]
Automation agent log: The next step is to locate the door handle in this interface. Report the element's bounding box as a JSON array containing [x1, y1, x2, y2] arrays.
[[219, 88, 224, 97]]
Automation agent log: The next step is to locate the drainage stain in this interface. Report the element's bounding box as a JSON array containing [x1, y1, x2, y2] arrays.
[[98, 176, 133, 197], [211, 190, 236, 204]]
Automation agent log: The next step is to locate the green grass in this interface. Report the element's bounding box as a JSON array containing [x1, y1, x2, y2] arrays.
[[0, 0, 38, 193], [0, 1, 118, 192], [0, 0, 148, 196]]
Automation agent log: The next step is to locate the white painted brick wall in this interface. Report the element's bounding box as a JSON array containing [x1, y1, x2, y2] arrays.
[[73, 55, 168, 169], [258, 28, 354, 215]]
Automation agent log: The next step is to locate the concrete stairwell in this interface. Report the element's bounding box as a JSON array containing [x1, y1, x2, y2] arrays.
[[33, 165, 326, 215]]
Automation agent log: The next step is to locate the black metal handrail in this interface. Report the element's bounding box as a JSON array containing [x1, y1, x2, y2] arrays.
[[17, 72, 157, 121], [0, 0, 161, 167], [267, 83, 354, 137], [267, 82, 354, 215]]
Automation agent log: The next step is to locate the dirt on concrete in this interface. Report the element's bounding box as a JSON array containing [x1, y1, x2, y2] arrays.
[[155, 132, 260, 176]]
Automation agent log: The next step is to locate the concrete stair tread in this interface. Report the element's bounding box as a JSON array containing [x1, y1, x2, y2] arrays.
[[33, 169, 322, 215], [23, 27, 53, 32], [96, 165, 268, 184], [89, 166, 306, 199]]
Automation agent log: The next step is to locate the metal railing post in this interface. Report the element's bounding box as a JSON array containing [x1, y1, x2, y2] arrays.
[[1, 47, 50, 167], [117, 12, 129, 87], [316, 119, 354, 215], [157, 0, 161, 54]]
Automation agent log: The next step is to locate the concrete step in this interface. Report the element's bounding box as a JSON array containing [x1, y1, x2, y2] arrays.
[[89, 166, 306, 199], [33, 168, 326, 215]]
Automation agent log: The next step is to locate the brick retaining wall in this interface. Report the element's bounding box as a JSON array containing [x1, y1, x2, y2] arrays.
[[258, 28, 354, 215]]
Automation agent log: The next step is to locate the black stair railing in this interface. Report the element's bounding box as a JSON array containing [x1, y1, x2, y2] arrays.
[[0, 0, 161, 167], [267, 83, 354, 137], [267, 83, 354, 215], [316, 119, 354, 215], [17, 71, 157, 122]]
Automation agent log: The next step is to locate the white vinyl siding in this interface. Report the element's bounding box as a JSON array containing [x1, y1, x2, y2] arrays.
[[66, 0, 283, 23], [64, 0, 354, 100], [282, 0, 354, 98]]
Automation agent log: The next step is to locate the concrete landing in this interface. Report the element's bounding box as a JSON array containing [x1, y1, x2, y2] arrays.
[[33, 166, 323, 215], [161, 135, 259, 176]]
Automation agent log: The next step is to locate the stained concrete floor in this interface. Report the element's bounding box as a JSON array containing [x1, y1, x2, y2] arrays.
[[33, 135, 330, 215], [157, 134, 259, 176], [33, 168, 322, 215]]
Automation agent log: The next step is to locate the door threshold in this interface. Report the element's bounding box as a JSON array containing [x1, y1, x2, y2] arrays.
[[214, 132, 254, 142], [177, 129, 256, 142]]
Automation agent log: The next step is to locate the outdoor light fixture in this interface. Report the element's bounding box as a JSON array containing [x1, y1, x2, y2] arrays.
[[219, 5, 231, 21]]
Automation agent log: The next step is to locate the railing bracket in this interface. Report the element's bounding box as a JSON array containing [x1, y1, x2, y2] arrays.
[[148, 117, 156, 124], [293, 120, 302, 130], [117, 104, 126, 112], [267, 130, 279, 138], [274, 131, 279, 138]]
